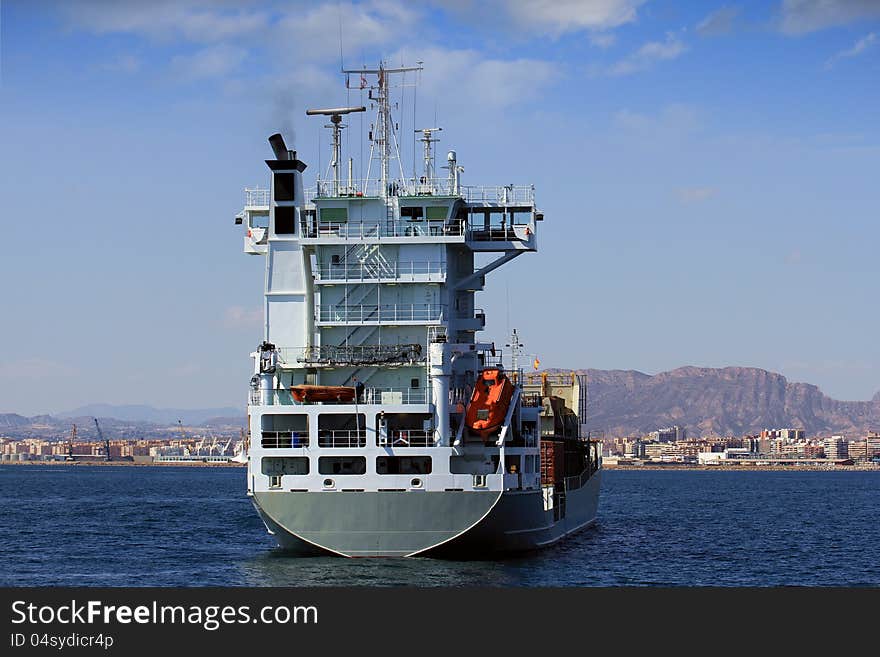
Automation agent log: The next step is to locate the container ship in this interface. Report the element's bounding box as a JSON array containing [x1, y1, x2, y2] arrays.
[[232, 63, 601, 557]]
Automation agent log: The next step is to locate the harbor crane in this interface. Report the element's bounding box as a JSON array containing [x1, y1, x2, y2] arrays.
[[93, 418, 111, 461], [66, 424, 76, 461]]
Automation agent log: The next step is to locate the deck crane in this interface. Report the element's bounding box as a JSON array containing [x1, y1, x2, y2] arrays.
[[93, 418, 111, 461]]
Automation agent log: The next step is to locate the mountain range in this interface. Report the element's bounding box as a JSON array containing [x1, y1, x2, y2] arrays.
[[578, 366, 879, 438], [55, 404, 242, 426]]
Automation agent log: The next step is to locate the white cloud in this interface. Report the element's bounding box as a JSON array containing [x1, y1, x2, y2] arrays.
[[606, 32, 688, 76], [275, 1, 421, 64], [394, 46, 559, 109], [696, 6, 740, 36], [613, 103, 701, 133], [170, 44, 248, 80], [497, 0, 647, 35], [589, 32, 618, 48], [824, 31, 877, 68], [60, 0, 270, 43], [780, 0, 880, 35]]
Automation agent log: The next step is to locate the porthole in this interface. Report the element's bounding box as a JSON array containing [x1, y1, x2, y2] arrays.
[[411, 478, 423, 488], [323, 478, 335, 488]]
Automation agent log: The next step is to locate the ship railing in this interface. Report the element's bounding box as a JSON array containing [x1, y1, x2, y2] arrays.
[[314, 260, 446, 281], [260, 431, 308, 449], [300, 219, 466, 239], [362, 387, 430, 405], [461, 184, 535, 205], [305, 179, 535, 205], [378, 429, 435, 447], [244, 187, 270, 207], [249, 389, 298, 406], [250, 386, 428, 407], [282, 344, 425, 367], [317, 430, 367, 448], [317, 303, 445, 324], [465, 223, 533, 242], [310, 178, 387, 199]]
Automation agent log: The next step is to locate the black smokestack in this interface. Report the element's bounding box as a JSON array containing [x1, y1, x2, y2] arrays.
[[268, 133, 290, 160]]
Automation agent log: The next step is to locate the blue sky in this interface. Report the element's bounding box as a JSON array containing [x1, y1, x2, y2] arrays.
[[1, 0, 878, 415]]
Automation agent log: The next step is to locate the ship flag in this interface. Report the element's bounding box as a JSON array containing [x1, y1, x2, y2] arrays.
[[533, 357, 540, 370]]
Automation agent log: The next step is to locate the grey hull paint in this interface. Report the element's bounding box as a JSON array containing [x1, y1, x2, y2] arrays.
[[253, 489, 503, 557], [432, 471, 601, 556], [254, 472, 601, 558]]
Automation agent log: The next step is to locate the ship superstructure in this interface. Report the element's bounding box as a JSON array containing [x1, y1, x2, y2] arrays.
[[233, 64, 600, 557]]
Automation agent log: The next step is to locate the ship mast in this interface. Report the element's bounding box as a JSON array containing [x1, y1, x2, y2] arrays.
[[506, 328, 524, 373], [306, 106, 366, 196], [416, 127, 441, 193], [343, 62, 422, 197]]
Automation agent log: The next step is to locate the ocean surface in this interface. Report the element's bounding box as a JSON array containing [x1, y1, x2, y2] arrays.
[[2, 465, 878, 587]]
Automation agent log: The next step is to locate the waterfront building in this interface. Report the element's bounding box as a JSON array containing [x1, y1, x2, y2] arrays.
[[649, 426, 686, 443], [824, 436, 848, 460], [760, 428, 805, 441]]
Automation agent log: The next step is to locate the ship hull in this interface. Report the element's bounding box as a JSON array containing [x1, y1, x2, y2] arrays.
[[252, 471, 600, 558], [433, 471, 601, 556]]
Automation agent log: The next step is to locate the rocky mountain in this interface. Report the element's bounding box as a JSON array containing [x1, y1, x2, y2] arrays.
[[0, 413, 30, 428], [578, 366, 880, 438]]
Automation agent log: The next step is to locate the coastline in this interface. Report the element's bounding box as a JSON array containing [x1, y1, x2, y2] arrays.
[[0, 460, 245, 467], [606, 463, 880, 472]]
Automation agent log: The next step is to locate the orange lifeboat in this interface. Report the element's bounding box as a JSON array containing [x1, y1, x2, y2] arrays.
[[465, 368, 515, 438], [290, 385, 356, 403]]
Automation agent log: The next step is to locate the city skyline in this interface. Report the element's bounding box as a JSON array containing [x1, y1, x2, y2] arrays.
[[1, 1, 878, 416]]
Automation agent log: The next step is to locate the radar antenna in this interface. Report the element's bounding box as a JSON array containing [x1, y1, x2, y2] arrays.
[[306, 106, 366, 196]]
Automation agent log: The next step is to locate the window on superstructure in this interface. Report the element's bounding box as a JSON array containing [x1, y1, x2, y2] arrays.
[[318, 456, 366, 475], [261, 457, 310, 476], [377, 456, 432, 475], [425, 206, 448, 221], [400, 206, 424, 221], [320, 207, 348, 223]]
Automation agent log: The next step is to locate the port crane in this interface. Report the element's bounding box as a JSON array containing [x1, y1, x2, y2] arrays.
[[93, 418, 111, 461], [66, 424, 76, 461]]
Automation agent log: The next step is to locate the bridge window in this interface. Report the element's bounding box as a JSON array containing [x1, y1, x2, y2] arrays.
[[318, 456, 366, 475], [425, 206, 448, 221], [320, 207, 348, 222], [400, 206, 424, 221]]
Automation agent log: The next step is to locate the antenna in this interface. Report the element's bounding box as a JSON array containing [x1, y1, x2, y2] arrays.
[[342, 62, 422, 196], [306, 106, 366, 196], [415, 127, 441, 193], [505, 328, 524, 373]]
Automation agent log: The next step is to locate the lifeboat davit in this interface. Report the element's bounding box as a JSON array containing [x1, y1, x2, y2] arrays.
[[290, 385, 356, 403], [465, 368, 515, 438]]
